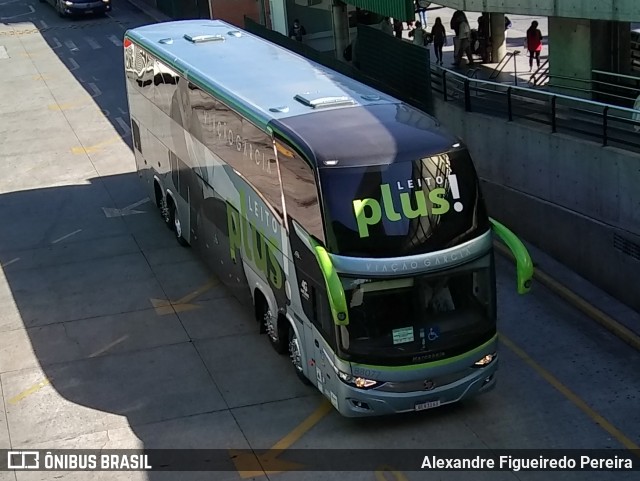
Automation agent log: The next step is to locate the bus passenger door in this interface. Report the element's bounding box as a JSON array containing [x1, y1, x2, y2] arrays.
[[275, 138, 337, 396]]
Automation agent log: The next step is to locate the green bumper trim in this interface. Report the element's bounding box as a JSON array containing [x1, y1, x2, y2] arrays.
[[351, 334, 498, 372], [490, 218, 533, 294], [311, 240, 349, 326]]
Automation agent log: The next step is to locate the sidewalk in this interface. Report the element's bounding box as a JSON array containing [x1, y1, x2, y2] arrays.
[[398, 4, 548, 86]]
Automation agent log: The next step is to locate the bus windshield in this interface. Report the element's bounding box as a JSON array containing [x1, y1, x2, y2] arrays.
[[319, 149, 488, 257], [339, 257, 496, 364]]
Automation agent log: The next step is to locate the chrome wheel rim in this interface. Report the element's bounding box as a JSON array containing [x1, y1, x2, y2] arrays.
[[289, 332, 303, 373], [174, 208, 182, 237]]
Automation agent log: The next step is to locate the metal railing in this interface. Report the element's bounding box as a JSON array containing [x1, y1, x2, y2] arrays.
[[529, 59, 549, 87], [430, 66, 640, 153], [488, 51, 521, 85]]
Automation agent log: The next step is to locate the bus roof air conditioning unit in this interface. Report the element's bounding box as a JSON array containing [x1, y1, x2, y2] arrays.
[[184, 34, 225, 43]]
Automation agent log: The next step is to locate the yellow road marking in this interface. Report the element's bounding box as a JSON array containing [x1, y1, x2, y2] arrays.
[[501, 334, 640, 452], [49, 101, 89, 111], [494, 241, 640, 352], [375, 466, 409, 481], [71, 135, 122, 154], [89, 335, 128, 358], [271, 399, 332, 450], [9, 378, 50, 405], [150, 279, 218, 316], [230, 400, 332, 478]]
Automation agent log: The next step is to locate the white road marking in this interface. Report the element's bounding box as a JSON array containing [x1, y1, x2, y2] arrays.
[[68, 58, 79, 71], [102, 198, 150, 218], [118, 107, 128, 115], [116, 117, 131, 136], [64, 40, 78, 52], [1, 257, 20, 268], [52, 229, 82, 244], [51, 37, 62, 49], [39, 20, 48, 29], [108, 35, 123, 47], [85, 37, 101, 50], [88, 82, 102, 98]]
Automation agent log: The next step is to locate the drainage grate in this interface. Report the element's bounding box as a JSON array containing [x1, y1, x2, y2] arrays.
[[613, 233, 640, 262]]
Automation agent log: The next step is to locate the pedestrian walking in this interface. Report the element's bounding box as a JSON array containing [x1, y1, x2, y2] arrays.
[[430, 17, 446, 65], [409, 21, 430, 47], [525, 21, 543, 71], [453, 12, 473, 66]]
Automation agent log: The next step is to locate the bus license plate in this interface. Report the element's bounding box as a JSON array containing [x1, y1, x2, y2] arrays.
[[85, 10, 93, 13], [415, 400, 440, 411]]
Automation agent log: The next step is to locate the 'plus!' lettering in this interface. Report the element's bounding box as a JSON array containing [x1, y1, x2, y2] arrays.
[[227, 191, 283, 289], [352, 175, 463, 238]]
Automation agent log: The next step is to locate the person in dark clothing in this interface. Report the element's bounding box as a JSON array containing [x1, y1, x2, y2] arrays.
[[393, 18, 404, 39], [526, 21, 543, 71], [450, 10, 465, 36], [430, 17, 446, 65], [289, 19, 306, 41]]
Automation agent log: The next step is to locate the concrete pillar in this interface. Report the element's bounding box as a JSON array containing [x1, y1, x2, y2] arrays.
[[490, 13, 506, 63], [548, 17, 592, 98], [332, 0, 350, 61], [268, 0, 287, 36]]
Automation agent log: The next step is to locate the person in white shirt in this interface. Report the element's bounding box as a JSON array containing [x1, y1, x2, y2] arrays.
[[453, 13, 474, 66]]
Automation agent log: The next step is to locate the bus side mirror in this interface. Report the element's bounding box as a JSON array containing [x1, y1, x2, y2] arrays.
[[489, 218, 533, 294]]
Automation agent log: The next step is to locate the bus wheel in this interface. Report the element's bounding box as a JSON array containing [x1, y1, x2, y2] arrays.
[[55, 0, 65, 17], [169, 201, 188, 247], [289, 326, 311, 385], [260, 301, 287, 354]]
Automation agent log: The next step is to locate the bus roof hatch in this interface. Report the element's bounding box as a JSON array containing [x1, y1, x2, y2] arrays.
[[183, 33, 225, 44], [294, 94, 356, 109]]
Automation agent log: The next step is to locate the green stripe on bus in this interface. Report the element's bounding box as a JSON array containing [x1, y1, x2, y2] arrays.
[[351, 335, 498, 372], [490, 218, 533, 294], [310, 239, 349, 326]]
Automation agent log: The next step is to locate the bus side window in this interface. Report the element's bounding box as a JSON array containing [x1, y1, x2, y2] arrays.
[[276, 141, 325, 243], [311, 287, 334, 343]]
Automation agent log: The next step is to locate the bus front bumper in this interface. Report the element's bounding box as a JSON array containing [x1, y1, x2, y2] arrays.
[[333, 359, 498, 417]]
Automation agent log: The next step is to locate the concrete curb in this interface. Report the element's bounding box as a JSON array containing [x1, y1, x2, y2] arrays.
[[125, 0, 172, 23], [494, 241, 640, 352]]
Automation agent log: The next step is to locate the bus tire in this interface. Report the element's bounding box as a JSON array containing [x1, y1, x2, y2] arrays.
[[168, 198, 189, 247], [289, 325, 311, 385], [258, 298, 287, 354]]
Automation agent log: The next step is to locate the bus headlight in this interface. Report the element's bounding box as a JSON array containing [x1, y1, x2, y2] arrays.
[[474, 353, 496, 367], [337, 370, 379, 389]]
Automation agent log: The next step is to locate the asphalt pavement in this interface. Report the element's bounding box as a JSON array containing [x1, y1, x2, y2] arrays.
[[0, 1, 639, 481]]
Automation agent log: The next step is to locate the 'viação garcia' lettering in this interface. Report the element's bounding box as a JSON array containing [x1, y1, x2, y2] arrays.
[[352, 175, 463, 238]]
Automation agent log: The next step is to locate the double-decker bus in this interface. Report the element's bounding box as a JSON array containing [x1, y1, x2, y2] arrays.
[[123, 20, 533, 417]]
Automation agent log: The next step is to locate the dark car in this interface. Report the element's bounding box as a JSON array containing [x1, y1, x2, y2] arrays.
[[40, 0, 112, 18]]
